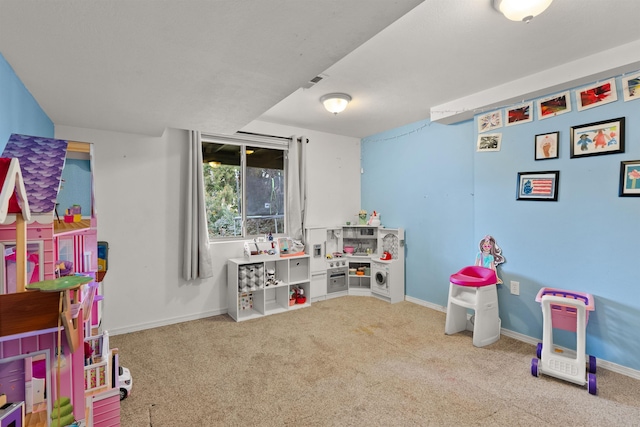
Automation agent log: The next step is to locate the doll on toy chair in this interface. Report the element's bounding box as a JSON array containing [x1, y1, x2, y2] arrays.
[[475, 235, 505, 284]]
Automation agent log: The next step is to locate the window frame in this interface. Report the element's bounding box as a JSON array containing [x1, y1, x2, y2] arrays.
[[201, 132, 290, 241]]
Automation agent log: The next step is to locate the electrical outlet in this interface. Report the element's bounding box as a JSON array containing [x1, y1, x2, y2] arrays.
[[510, 280, 520, 295]]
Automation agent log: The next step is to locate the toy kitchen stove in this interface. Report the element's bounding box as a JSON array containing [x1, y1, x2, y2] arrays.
[[326, 253, 348, 294], [327, 252, 348, 269]]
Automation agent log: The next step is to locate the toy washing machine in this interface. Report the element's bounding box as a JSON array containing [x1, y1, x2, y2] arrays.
[[371, 259, 403, 303]]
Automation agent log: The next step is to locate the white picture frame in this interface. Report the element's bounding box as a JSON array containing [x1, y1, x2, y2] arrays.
[[477, 110, 503, 133], [505, 102, 533, 127], [576, 78, 618, 111], [536, 91, 571, 120], [622, 71, 640, 102], [476, 133, 502, 152]]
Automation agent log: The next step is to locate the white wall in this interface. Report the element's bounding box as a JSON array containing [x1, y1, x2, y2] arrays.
[[56, 122, 360, 334]]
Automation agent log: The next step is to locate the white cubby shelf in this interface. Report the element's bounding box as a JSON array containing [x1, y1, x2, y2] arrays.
[[227, 255, 310, 322]]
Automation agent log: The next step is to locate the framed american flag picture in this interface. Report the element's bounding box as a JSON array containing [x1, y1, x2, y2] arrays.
[[516, 171, 559, 201]]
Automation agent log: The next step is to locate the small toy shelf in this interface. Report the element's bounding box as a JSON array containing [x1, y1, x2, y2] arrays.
[[227, 255, 311, 322]]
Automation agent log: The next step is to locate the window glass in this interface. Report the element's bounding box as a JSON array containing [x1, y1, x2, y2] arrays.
[[202, 140, 285, 239], [245, 146, 285, 236]]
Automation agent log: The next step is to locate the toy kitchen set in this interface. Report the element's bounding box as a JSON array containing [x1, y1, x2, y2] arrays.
[[305, 218, 405, 304]]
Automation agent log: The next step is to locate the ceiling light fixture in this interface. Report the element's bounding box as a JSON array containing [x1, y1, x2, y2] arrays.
[[493, 0, 553, 23], [320, 93, 352, 115]]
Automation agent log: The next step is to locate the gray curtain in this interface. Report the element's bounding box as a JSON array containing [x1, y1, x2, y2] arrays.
[[286, 136, 307, 240], [183, 130, 213, 280]]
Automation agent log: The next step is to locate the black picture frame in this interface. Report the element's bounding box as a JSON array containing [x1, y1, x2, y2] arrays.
[[534, 131, 559, 160], [570, 117, 625, 158], [516, 171, 559, 201], [619, 160, 640, 197]]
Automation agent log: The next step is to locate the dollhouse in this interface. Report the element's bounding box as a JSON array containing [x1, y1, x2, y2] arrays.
[[0, 135, 120, 427]]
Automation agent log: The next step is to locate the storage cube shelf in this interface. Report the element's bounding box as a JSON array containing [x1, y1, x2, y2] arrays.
[[227, 255, 311, 321], [348, 261, 370, 291]]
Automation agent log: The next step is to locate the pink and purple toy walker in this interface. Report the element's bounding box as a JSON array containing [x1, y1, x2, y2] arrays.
[[531, 287, 597, 395]]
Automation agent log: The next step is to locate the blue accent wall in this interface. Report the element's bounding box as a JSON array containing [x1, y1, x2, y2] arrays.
[[362, 120, 475, 307], [363, 72, 640, 372], [0, 53, 54, 148]]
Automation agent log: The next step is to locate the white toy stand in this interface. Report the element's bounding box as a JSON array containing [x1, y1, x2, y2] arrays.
[[445, 266, 501, 347], [530, 287, 597, 395]]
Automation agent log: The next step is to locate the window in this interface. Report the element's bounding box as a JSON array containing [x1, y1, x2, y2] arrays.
[[201, 133, 287, 239]]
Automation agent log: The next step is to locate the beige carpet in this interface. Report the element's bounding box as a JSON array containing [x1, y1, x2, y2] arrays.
[[111, 296, 640, 426]]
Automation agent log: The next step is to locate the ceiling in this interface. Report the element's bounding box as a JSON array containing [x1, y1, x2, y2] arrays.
[[2, 1, 640, 139]]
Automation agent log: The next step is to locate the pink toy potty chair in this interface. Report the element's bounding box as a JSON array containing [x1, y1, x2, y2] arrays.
[[445, 266, 501, 347]]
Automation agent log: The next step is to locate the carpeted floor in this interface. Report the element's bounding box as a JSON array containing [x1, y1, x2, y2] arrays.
[[111, 296, 640, 426]]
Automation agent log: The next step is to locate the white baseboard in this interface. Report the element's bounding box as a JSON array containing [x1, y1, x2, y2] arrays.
[[108, 308, 228, 336], [405, 295, 446, 313], [406, 296, 640, 380]]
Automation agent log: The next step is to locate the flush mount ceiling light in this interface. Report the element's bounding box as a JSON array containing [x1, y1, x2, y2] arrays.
[[320, 93, 352, 115], [493, 0, 553, 23]]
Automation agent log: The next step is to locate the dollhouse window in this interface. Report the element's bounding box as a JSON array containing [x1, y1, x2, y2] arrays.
[[58, 238, 74, 270], [1, 241, 44, 294], [201, 134, 286, 239]]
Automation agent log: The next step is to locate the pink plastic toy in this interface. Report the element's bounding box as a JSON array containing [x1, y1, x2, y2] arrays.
[[445, 265, 500, 347], [531, 287, 597, 395], [449, 265, 497, 287]]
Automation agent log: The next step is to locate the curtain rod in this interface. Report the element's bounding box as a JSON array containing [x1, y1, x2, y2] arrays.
[[236, 131, 290, 141], [237, 131, 308, 143]]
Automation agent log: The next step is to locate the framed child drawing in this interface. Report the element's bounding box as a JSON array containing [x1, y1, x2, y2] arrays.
[[535, 132, 559, 160], [536, 91, 571, 119], [622, 72, 640, 102], [570, 117, 625, 158], [477, 111, 503, 133], [516, 171, 559, 201], [619, 160, 640, 197], [576, 78, 618, 111], [476, 133, 501, 152], [505, 102, 533, 127]]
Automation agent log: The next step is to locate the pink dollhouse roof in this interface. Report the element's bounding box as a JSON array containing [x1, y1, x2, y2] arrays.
[[0, 157, 31, 223], [2, 134, 68, 214]]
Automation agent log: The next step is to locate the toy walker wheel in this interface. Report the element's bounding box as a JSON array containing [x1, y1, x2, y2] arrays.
[[588, 373, 597, 395], [531, 358, 539, 377], [536, 342, 542, 359], [588, 355, 597, 374]]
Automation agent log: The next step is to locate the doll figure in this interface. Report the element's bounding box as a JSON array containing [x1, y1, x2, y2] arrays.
[[475, 235, 505, 284]]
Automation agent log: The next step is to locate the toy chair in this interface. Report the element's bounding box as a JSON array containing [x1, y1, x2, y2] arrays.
[[445, 265, 501, 347]]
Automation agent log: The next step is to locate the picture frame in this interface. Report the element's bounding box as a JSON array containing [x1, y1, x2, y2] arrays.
[[619, 160, 640, 197], [570, 117, 625, 158], [576, 78, 618, 111], [477, 110, 503, 133], [476, 133, 502, 152], [536, 91, 571, 119], [622, 71, 640, 102], [534, 131, 559, 160], [505, 102, 533, 126], [516, 171, 559, 201]]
